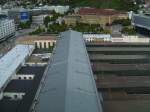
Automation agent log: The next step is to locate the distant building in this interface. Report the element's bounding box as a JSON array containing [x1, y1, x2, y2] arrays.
[[32, 15, 52, 25], [8, 8, 29, 24], [0, 19, 15, 41], [83, 34, 111, 42], [48, 5, 69, 14], [84, 33, 150, 43], [64, 15, 81, 26], [31, 7, 51, 16], [64, 8, 128, 26], [32, 5, 69, 14], [56, 17, 64, 24], [16, 35, 56, 48], [19, 8, 29, 22], [111, 35, 150, 43]]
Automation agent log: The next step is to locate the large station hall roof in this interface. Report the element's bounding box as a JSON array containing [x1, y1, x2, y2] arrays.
[[0, 44, 34, 91], [35, 30, 103, 112], [132, 14, 150, 30]]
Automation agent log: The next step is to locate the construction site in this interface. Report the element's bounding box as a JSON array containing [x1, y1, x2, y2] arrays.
[[86, 42, 150, 112]]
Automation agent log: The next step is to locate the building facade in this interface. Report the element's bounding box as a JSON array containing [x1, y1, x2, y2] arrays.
[[64, 15, 81, 26], [8, 8, 29, 24], [16, 35, 56, 49], [0, 19, 15, 41], [83, 34, 111, 42], [84, 33, 150, 43], [32, 15, 51, 25], [64, 8, 128, 26], [111, 35, 150, 43], [48, 5, 69, 14]]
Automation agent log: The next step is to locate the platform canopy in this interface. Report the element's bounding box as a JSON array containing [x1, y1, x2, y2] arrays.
[[0, 44, 34, 91], [35, 30, 103, 112], [132, 14, 150, 30]]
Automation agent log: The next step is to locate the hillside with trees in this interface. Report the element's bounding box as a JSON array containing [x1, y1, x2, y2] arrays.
[[0, 0, 139, 11], [60, 0, 139, 11]]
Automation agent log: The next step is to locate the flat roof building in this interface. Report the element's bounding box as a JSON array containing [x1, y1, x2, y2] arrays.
[[0, 44, 53, 112], [87, 42, 150, 112], [0, 44, 34, 99]]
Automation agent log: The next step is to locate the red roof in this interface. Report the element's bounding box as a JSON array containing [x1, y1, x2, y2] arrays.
[[78, 8, 126, 16]]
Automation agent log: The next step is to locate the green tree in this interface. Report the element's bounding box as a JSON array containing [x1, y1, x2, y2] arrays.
[[112, 19, 131, 26], [29, 26, 43, 35], [121, 27, 136, 35], [18, 21, 31, 29], [44, 16, 51, 28]]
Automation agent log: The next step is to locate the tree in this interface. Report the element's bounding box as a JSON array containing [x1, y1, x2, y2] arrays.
[[112, 19, 131, 26], [50, 11, 62, 21], [121, 27, 136, 35], [18, 21, 31, 29], [44, 16, 51, 28], [29, 26, 43, 35]]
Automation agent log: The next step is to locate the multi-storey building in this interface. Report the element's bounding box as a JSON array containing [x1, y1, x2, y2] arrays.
[[32, 15, 52, 25], [0, 19, 15, 41], [64, 8, 128, 26]]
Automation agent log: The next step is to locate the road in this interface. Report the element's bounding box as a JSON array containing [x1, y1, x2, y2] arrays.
[[0, 28, 33, 58], [15, 28, 33, 38], [111, 25, 122, 34]]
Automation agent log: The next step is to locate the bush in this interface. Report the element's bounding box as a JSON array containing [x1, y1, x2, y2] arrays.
[[29, 26, 44, 35], [112, 19, 131, 26], [121, 27, 136, 35], [18, 21, 31, 29]]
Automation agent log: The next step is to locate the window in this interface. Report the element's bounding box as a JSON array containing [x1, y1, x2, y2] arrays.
[[35, 42, 38, 48], [14, 95, 17, 99], [44, 42, 47, 48], [52, 42, 55, 46], [29, 77, 32, 80], [18, 77, 21, 80], [24, 77, 27, 80], [48, 42, 51, 48], [39, 42, 42, 48]]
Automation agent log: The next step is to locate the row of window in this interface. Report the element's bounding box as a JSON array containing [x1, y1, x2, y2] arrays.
[[18, 76, 33, 80], [35, 42, 55, 48], [13, 94, 24, 100]]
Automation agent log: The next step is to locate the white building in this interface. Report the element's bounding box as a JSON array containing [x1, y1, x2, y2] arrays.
[[0, 7, 8, 15], [32, 5, 69, 14], [83, 34, 150, 43], [32, 15, 51, 25], [83, 34, 111, 42], [48, 5, 69, 14], [111, 35, 150, 43], [0, 19, 15, 41]]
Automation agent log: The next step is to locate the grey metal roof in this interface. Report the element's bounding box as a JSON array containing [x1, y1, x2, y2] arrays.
[[89, 54, 148, 60], [0, 44, 34, 91], [34, 30, 103, 112], [132, 14, 150, 30], [87, 47, 150, 52]]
